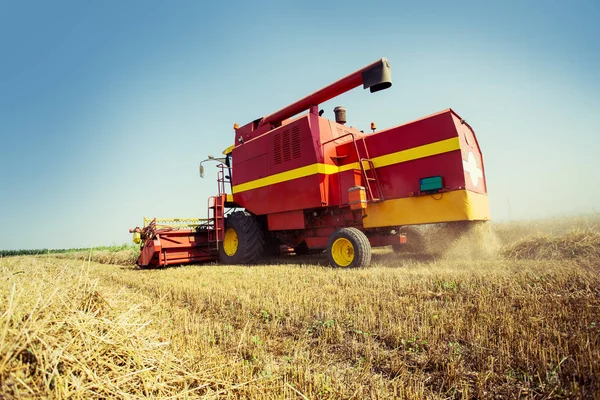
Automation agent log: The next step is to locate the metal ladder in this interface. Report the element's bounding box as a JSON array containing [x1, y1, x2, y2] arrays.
[[354, 137, 384, 203], [207, 194, 226, 249]]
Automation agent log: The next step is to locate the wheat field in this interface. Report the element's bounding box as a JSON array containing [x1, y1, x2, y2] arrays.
[[1, 219, 599, 399]]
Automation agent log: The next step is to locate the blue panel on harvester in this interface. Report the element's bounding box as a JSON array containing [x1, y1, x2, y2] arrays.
[[420, 176, 443, 192]]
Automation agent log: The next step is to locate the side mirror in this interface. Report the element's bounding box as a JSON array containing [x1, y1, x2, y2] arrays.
[[199, 157, 227, 179]]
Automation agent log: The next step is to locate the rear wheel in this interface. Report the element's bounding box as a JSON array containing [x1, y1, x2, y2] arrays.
[[219, 211, 265, 264], [326, 228, 372, 268]]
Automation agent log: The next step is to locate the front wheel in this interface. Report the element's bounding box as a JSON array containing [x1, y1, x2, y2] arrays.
[[219, 211, 265, 264], [326, 228, 372, 268]]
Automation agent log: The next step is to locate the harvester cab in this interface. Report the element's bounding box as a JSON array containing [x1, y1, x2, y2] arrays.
[[130, 57, 490, 269]]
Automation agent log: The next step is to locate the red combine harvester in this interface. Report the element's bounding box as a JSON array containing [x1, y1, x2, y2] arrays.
[[130, 58, 490, 268]]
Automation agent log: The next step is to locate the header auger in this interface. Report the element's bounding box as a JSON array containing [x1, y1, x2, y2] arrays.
[[130, 57, 490, 268]]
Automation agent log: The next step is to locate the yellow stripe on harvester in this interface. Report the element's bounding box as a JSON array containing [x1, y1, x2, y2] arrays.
[[232, 137, 461, 194], [340, 137, 461, 172], [232, 163, 338, 194]]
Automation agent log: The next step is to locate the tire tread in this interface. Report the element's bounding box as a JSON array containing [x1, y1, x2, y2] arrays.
[[219, 211, 265, 264]]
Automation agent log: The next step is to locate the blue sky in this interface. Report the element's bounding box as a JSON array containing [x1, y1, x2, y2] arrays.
[[1, 0, 599, 250]]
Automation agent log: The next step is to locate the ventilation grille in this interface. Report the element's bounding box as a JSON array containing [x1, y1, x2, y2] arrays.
[[274, 126, 302, 164], [274, 133, 282, 164], [282, 129, 291, 162], [292, 126, 301, 159]]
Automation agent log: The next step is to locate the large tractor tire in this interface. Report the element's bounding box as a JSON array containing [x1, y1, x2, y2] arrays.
[[326, 227, 372, 268], [392, 227, 426, 254], [219, 211, 265, 264]]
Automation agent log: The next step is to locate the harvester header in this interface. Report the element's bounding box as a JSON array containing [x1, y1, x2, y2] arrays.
[[130, 57, 490, 269]]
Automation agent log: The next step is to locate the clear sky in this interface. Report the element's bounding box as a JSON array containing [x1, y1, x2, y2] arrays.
[[1, 0, 599, 250]]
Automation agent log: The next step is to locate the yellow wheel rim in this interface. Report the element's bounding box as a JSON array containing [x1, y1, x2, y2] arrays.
[[331, 237, 354, 267], [223, 228, 238, 256]]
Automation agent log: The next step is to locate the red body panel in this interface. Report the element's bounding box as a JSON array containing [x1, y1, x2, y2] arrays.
[[372, 153, 463, 199], [234, 175, 323, 215], [333, 110, 476, 199], [233, 117, 317, 185], [268, 210, 305, 230], [232, 108, 487, 227]]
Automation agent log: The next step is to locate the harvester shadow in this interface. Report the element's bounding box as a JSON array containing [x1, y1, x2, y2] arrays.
[[120, 265, 145, 271], [126, 252, 440, 271], [262, 251, 439, 268], [261, 253, 330, 267], [371, 252, 439, 265]]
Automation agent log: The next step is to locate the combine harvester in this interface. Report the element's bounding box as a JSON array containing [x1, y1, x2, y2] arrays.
[[130, 58, 490, 268]]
